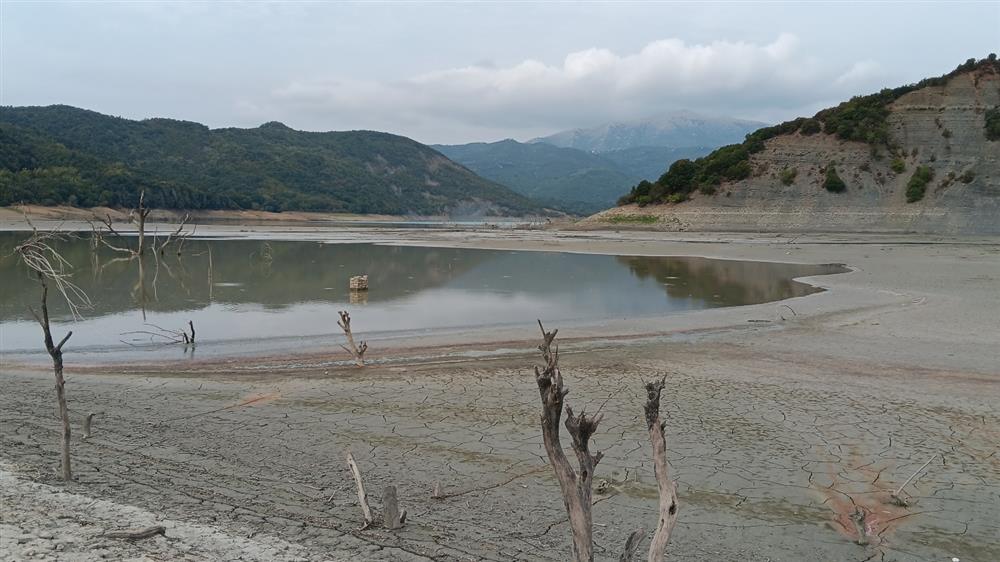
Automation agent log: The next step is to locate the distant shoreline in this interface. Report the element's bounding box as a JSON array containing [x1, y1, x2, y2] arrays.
[[0, 204, 558, 228]]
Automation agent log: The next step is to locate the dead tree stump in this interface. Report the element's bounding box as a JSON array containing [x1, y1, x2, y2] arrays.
[[534, 320, 603, 562], [383, 485, 406, 530], [645, 376, 679, 561], [337, 311, 368, 367], [346, 451, 374, 529]]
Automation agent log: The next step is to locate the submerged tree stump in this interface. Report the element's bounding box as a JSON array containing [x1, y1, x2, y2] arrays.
[[349, 275, 369, 291]]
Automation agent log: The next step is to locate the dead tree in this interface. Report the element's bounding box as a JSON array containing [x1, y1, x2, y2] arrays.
[[153, 213, 192, 256], [534, 320, 603, 562], [644, 376, 679, 561], [133, 190, 152, 256], [15, 231, 91, 481], [90, 190, 155, 257], [532, 322, 681, 562], [337, 311, 368, 366]]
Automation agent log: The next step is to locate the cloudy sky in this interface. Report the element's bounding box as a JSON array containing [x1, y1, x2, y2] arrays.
[[2, 1, 998, 144]]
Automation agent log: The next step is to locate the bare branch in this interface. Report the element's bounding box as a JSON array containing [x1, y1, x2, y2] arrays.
[[55, 331, 73, 353], [891, 454, 937, 506], [620, 528, 646, 562]]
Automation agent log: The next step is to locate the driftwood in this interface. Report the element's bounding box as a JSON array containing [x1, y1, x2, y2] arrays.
[[890, 454, 937, 506], [346, 451, 374, 529], [104, 525, 166, 540], [337, 311, 368, 366], [620, 528, 647, 562], [383, 485, 406, 530], [644, 376, 679, 561], [120, 321, 196, 348], [534, 320, 603, 562]]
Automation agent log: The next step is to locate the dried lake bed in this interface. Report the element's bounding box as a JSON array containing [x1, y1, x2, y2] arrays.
[[1, 223, 998, 561]]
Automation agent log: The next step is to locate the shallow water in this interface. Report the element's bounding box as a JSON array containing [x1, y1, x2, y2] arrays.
[[0, 233, 843, 362]]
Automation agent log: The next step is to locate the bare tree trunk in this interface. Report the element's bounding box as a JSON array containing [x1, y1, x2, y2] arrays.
[[337, 311, 368, 366], [31, 281, 73, 481], [644, 376, 679, 561], [134, 190, 152, 256], [534, 321, 603, 562]]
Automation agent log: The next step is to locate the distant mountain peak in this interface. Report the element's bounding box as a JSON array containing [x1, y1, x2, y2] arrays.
[[530, 112, 768, 153]]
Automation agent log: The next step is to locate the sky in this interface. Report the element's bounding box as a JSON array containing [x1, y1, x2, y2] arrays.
[[2, 1, 998, 144]]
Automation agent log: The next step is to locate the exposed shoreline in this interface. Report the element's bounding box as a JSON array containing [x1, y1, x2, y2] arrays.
[[2, 223, 997, 561]]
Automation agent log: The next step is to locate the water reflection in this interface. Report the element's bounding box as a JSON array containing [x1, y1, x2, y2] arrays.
[[0, 233, 844, 360]]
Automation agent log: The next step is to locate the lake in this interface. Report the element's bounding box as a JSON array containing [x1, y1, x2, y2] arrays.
[[0, 233, 844, 363]]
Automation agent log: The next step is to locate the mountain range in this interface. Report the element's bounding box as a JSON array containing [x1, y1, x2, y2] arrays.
[[530, 111, 767, 152], [436, 112, 762, 212], [435, 141, 714, 213], [0, 105, 543, 216]]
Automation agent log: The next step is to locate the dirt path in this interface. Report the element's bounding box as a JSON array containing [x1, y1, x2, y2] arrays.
[[2, 228, 998, 561]]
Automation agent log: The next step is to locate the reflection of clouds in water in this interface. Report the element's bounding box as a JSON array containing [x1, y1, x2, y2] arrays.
[[0, 235, 843, 360]]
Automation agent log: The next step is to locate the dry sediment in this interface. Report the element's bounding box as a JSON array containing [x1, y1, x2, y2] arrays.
[[1, 227, 998, 562]]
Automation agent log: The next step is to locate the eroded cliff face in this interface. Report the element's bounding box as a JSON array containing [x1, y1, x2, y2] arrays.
[[592, 67, 999, 234]]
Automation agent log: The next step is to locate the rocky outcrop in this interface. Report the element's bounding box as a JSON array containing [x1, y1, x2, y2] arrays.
[[587, 66, 1000, 234]]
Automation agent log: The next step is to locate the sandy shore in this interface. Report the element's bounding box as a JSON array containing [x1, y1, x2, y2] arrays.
[[2, 224, 998, 561]]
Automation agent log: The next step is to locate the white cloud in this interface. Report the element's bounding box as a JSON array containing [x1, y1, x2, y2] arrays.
[[265, 34, 884, 143]]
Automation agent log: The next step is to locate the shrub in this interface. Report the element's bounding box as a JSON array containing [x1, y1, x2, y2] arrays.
[[615, 56, 1000, 207], [960, 170, 975, 183], [942, 129, 952, 139], [985, 107, 1000, 141], [859, 162, 871, 172], [698, 183, 717, 196], [823, 164, 847, 193], [608, 214, 658, 224], [780, 167, 798, 185], [890, 158, 906, 173], [799, 119, 822, 135], [667, 193, 688, 204], [906, 166, 934, 202]]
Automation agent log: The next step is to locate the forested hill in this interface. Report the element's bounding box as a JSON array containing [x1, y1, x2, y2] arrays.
[[0, 105, 543, 216]]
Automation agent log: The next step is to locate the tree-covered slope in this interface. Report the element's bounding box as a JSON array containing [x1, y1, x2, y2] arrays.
[[434, 139, 641, 212], [600, 146, 715, 181], [0, 105, 543, 215]]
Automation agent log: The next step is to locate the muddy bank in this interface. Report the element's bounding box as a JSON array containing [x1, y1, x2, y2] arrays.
[[1, 228, 998, 561]]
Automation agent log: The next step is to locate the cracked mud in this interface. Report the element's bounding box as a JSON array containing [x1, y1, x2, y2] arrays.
[[1, 229, 998, 561]]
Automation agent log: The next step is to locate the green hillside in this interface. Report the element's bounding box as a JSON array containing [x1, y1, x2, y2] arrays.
[[434, 139, 639, 212], [0, 105, 542, 216]]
